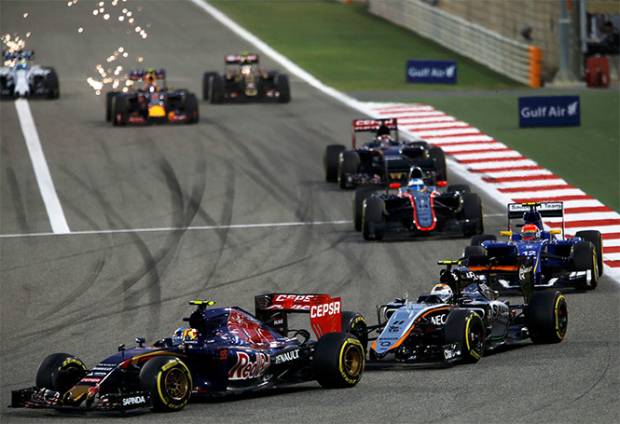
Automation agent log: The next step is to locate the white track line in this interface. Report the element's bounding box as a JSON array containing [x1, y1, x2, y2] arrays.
[[0, 220, 352, 239], [14, 99, 70, 234]]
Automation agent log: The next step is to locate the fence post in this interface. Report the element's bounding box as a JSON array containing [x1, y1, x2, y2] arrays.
[[528, 46, 542, 88]]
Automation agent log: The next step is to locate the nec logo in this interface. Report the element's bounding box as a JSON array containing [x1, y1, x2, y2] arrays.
[[430, 314, 447, 326], [519, 96, 580, 127]]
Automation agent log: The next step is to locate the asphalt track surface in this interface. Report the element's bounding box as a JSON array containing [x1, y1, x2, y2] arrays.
[[1, 1, 618, 423]]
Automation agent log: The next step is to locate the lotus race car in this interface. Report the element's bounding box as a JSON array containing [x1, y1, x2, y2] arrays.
[[203, 53, 290, 103], [0, 50, 59, 99], [354, 260, 567, 366], [465, 202, 603, 290], [106, 68, 199, 126], [358, 166, 483, 240], [11, 295, 364, 414], [323, 118, 447, 189]]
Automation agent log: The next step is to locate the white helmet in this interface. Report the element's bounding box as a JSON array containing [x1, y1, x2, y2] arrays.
[[430, 283, 453, 302]]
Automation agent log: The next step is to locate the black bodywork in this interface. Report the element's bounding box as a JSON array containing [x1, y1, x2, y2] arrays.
[[203, 54, 290, 103]]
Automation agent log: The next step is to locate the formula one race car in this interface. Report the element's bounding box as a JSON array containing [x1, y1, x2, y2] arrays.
[[11, 295, 364, 414], [106, 68, 198, 126], [203, 53, 290, 103], [358, 166, 483, 240], [465, 202, 603, 290], [354, 260, 567, 366], [323, 118, 447, 189], [0, 50, 59, 98]]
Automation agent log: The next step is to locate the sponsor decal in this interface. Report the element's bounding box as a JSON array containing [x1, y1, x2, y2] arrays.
[[122, 395, 146, 407], [406, 60, 457, 84], [274, 294, 314, 303], [79, 377, 102, 383], [228, 351, 270, 380], [274, 349, 300, 365], [430, 313, 448, 326], [518, 96, 580, 127], [310, 301, 341, 318]]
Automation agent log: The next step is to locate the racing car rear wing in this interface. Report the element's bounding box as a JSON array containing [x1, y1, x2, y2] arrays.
[[351, 118, 399, 148], [507, 202, 565, 235], [128, 68, 166, 81], [254, 293, 342, 339], [225, 54, 259, 64]]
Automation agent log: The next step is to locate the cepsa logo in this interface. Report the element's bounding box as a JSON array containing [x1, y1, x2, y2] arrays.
[[228, 351, 270, 381], [310, 301, 341, 318], [274, 294, 314, 303]]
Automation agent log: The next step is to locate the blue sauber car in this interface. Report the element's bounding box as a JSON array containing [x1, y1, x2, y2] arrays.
[[10, 295, 364, 413], [465, 202, 603, 290]]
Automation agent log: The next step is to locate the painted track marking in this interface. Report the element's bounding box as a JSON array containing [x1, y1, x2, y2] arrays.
[[14, 99, 70, 234]]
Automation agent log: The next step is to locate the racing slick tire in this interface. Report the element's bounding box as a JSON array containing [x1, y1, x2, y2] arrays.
[[572, 241, 599, 290], [575, 230, 603, 277], [527, 291, 568, 344], [447, 184, 471, 193], [353, 185, 381, 231], [44, 67, 60, 99], [202, 72, 217, 101], [313, 332, 364, 388], [210, 74, 225, 104], [324, 144, 346, 183], [139, 356, 192, 412], [470, 234, 496, 246], [341, 311, 368, 352], [463, 246, 487, 264], [35, 353, 87, 394], [275, 73, 291, 103], [338, 150, 360, 189], [362, 196, 384, 241], [429, 146, 447, 183], [105, 91, 119, 122], [443, 309, 485, 363], [461, 193, 483, 237], [184, 93, 199, 124], [112, 95, 129, 126]]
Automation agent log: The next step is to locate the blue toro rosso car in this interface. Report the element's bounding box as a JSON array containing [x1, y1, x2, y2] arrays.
[[10, 294, 365, 414], [465, 202, 603, 291]]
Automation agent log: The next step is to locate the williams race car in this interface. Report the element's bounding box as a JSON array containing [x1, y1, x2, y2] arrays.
[[358, 166, 483, 240], [350, 260, 567, 366], [11, 295, 364, 414], [323, 118, 447, 189], [202, 53, 290, 103], [106, 68, 199, 126], [465, 202, 603, 290], [0, 50, 59, 98]]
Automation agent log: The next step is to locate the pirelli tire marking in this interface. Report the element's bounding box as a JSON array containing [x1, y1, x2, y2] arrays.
[[554, 294, 568, 340], [338, 337, 364, 385], [465, 313, 482, 360], [156, 358, 192, 410]]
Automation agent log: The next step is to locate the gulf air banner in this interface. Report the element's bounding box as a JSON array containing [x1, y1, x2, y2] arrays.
[[519, 95, 580, 127], [406, 60, 457, 84]]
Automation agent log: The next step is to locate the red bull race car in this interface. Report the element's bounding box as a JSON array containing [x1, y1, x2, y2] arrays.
[[106, 68, 199, 126], [202, 53, 290, 103], [10, 295, 364, 414]]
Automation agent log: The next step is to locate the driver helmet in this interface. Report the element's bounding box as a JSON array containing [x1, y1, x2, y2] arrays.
[[407, 178, 425, 192], [521, 223, 540, 241], [376, 134, 393, 147], [430, 283, 453, 302]]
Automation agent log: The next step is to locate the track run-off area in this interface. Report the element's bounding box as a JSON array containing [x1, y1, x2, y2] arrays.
[[1, 1, 618, 423]]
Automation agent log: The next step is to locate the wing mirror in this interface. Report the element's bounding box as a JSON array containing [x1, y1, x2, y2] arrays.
[[499, 230, 512, 237], [549, 229, 561, 235]]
